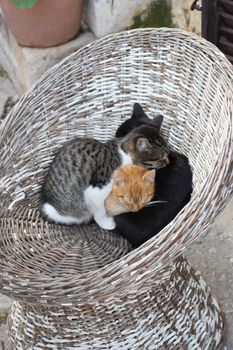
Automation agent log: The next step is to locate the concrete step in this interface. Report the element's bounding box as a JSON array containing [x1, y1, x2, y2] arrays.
[[0, 14, 95, 96]]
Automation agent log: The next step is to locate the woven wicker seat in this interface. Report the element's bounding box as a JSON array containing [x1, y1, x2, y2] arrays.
[[0, 28, 232, 349]]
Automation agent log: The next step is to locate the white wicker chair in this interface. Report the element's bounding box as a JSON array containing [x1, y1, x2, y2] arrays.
[[0, 28, 232, 349]]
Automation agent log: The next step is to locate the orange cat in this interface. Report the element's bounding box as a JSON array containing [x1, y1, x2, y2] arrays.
[[105, 165, 156, 216]]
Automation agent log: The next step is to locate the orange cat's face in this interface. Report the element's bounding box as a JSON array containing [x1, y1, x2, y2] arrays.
[[112, 165, 156, 212]]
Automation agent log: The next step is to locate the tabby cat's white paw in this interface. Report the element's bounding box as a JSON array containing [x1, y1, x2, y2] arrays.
[[95, 216, 116, 230]]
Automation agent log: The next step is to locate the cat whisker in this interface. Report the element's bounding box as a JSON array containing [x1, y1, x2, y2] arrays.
[[144, 200, 168, 207], [142, 162, 156, 169], [143, 160, 167, 169], [143, 161, 156, 165]]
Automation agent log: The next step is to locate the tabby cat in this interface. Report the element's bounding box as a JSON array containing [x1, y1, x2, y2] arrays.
[[114, 103, 193, 247], [40, 106, 169, 230], [105, 165, 156, 216]]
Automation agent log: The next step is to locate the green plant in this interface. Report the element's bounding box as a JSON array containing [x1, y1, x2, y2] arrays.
[[130, 0, 174, 29], [10, 0, 38, 9]]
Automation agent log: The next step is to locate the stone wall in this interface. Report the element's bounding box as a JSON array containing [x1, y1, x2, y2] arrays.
[[0, 0, 201, 95], [0, 15, 27, 94], [84, 0, 201, 38], [84, 0, 154, 38], [171, 0, 201, 35]]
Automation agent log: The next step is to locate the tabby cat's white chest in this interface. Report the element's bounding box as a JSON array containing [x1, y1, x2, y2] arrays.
[[84, 181, 116, 230], [83, 151, 132, 230], [118, 148, 133, 166], [84, 181, 113, 209]]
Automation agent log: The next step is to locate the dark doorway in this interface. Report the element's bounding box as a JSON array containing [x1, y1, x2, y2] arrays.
[[201, 0, 233, 64]]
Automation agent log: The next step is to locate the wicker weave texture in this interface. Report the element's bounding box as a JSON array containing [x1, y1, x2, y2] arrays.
[[0, 28, 232, 302], [0, 28, 232, 348], [6, 256, 224, 350]]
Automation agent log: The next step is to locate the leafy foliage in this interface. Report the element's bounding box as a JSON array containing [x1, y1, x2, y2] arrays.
[[130, 0, 174, 29], [10, 0, 38, 10]]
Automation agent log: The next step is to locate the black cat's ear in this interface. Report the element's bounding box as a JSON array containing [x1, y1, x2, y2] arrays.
[[132, 103, 148, 119], [136, 138, 151, 152], [151, 115, 163, 131]]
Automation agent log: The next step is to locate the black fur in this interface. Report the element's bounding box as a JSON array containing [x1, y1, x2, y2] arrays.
[[116, 103, 164, 137], [114, 151, 192, 247], [114, 103, 193, 247]]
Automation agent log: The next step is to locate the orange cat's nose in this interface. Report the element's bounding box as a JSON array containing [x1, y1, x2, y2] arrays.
[[131, 205, 140, 212]]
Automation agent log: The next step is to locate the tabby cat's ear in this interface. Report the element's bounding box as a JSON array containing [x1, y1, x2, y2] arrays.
[[132, 103, 148, 119], [136, 137, 151, 152], [113, 169, 125, 186], [151, 115, 163, 131], [143, 169, 156, 185]]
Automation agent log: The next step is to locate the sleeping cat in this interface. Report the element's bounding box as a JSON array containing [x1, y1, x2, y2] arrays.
[[105, 165, 156, 216], [114, 102, 193, 247], [40, 108, 169, 230]]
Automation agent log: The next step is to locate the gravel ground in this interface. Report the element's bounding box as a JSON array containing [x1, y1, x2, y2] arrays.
[[187, 198, 233, 349]]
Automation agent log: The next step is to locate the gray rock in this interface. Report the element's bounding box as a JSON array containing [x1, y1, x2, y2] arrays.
[[0, 293, 12, 314], [0, 324, 6, 350], [0, 75, 18, 120], [0, 14, 27, 95], [0, 90, 8, 118], [0, 75, 17, 98]]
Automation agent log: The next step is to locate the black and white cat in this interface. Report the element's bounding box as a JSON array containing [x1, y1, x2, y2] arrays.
[[114, 103, 193, 247]]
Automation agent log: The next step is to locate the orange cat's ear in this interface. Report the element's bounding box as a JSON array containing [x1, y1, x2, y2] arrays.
[[136, 137, 150, 152], [113, 169, 125, 186], [143, 169, 156, 185]]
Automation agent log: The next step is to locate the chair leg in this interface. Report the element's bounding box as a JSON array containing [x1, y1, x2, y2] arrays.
[[6, 255, 225, 349]]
